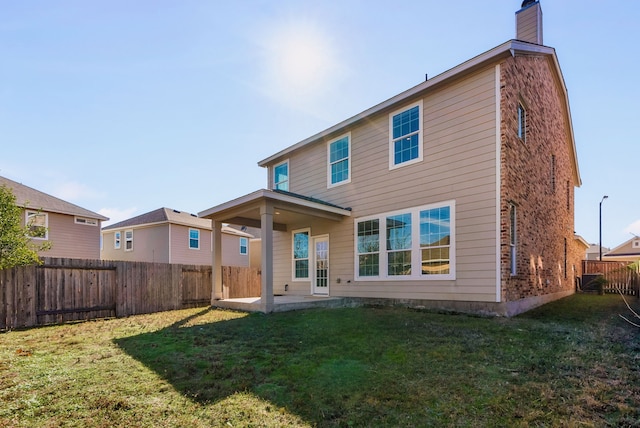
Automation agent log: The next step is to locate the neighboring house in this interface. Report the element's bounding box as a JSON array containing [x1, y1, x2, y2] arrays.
[[602, 238, 640, 263], [199, 1, 583, 315], [586, 244, 611, 261], [101, 207, 253, 266], [226, 225, 263, 269], [0, 175, 108, 259]]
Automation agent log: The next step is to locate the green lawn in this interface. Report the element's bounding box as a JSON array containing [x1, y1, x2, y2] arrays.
[[1, 294, 639, 427]]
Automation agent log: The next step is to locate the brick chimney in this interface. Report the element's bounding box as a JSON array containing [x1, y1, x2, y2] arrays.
[[516, 0, 543, 45]]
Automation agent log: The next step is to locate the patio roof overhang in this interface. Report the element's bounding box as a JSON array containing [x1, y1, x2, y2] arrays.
[[198, 189, 351, 314], [198, 189, 352, 230]]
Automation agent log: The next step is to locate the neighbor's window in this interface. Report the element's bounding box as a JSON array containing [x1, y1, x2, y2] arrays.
[[274, 160, 289, 191], [125, 230, 133, 251], [75, 217, 98, 226], [239, 237, 248, 255], [510, 204, 517, 276], [517, 103, 527, 142], [390, 101, 423, 169], [292, 229, 310, 280], [328, 133, 351, 187], [189, 228, 200, 249], [355, 201, 455, 280], [114, 231, 121, 249], [26, 210, 48, 239]]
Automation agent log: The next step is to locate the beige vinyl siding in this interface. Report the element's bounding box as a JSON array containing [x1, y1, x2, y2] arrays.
[[221, 233, 249, 267], [516, 5, 542, 44], [249, 239, 261, 268], [36, 211, 102, 259], [169, 224, 213, 265], [273, 230, 293, 294], [102, 225, 170, 263], [271, 65, 499, 301]]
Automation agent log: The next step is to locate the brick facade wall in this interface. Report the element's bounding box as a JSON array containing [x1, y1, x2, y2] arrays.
[[499, 54, 582, 302]]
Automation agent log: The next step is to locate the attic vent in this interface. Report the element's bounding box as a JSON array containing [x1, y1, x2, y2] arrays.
[[633, 240, 640, 249]]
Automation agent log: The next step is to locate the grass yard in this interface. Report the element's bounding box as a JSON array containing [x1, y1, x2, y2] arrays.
[[1, 294, 639, 427]]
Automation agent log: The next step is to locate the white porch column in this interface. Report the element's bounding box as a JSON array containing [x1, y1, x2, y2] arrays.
[[260, 202, 274, 313], [211, 220, 223, 303]]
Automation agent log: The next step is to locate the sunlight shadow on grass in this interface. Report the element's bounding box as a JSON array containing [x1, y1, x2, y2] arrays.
[[114, 309, 323, 424], [113, 308, 392, 426]]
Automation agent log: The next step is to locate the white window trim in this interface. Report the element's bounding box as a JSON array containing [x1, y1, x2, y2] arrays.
[[327, 132, 351, 188], [189, 228, 200, 250], [273, 159, 290, 191], [239, 237, 248, 255], [25, 210, 48, 240], [74, 216, 98, 226], [124, 229, 133, 252], [354, 200, 455, 281], [292, 228, 311, 282], [114, 231, 121, 250], [389, 100, 424, 170]]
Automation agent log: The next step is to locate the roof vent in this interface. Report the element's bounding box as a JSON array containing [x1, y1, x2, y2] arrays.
[[173, 209, 181, 213]]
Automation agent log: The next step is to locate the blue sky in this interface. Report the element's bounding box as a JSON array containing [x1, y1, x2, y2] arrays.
[[1, 1, 638, 249]]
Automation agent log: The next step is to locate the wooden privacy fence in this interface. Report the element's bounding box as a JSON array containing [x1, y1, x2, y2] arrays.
[[582, 260, 640, 296], [222, 266, 261, 299], [0, 257, 217, 330]]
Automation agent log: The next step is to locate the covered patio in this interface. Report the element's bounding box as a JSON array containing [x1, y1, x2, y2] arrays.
[[198, 189, 351, 313]]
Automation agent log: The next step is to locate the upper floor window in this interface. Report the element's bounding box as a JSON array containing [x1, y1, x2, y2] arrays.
[[75, 217, 98, 226], [26, 210, 48, 239], [114, 231, 121, 249], [328, 133, 351, 187], [274, 160, 289, 191], [189, 229, 200, 249], [239, 237, 248, 255], [125, 229, 133, 251], [389, 101, 423, 169], [355, 201, 455, 280], [517, 103, 527, 142], [292, 229, 310, 280]]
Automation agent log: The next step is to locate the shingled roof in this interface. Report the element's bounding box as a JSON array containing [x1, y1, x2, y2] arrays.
[[0, 175, 108, 221], [102, 207, 211, 231]]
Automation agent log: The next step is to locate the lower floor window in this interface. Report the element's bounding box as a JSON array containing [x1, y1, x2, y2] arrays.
[[292, 229, 310, 280], [355, 201, 455, 280]]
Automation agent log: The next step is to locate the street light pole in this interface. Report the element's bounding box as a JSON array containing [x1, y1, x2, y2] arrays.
[[599, 195, 608, 261]]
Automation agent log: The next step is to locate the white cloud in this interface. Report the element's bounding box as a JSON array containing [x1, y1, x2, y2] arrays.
[[99, 207, 138, 227]]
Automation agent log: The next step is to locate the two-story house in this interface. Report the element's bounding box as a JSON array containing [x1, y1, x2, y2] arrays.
[[101, 207, 254, 267], [0, 175, 108, 259], [199, 0, 583, 315]]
